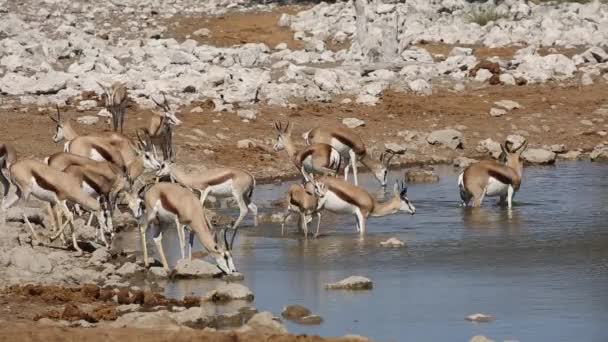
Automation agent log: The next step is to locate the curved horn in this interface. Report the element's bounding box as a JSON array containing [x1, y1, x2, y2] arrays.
[[56, 105, 61, 122], [513, 140, 528, 153], [161, 91, 170, 111], [152, 95, 164, 109], [222, 228, 230, 250]]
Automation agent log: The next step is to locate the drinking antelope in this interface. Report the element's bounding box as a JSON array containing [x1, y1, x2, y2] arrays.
[[98, 81, 128, 133], [458, 140, 528, 208], [273, 121, 341, 181], [313, 176, 416, 235], [304, 125, 402, 187], [0, 143, 17, 204], [155, 162, 258, 247], [280, 181, 322, 238], [143, 92, 182, 161], [1, 159, 109, 255], [126, 182, 236, 274]]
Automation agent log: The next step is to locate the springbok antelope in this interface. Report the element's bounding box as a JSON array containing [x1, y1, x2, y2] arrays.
[[458, 140, 528, 208], [0, 144, 17, 204], [143, 92, 182, 161], [98, 81, 128, 133], [1, 159, 108, 255], [50, 108, 162, 183], [155, 162, 258, 247], [126, 182, 236, 274], [313, 176, 416, 235], [273, 122, 341, 181], [304, 125, 402, 187], [280, 181, 322, 238]]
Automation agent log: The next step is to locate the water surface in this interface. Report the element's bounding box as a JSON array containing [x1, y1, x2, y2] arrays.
[[155, 163, 608, 342]]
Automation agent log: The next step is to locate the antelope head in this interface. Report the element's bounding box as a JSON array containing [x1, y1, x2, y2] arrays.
[[152, 92, 182, 127], [49, 105, 66, 143], [273, 121, 292, 152], [155, 160, 173, 178], [501, 139, 528, 176], [311, 180, 329, 210], [135, 129, 162, 170], [393, 180, 415, 215], [213, 228, 236, 275], [124, 191, 144, 219], [376, 149, 405, 187]]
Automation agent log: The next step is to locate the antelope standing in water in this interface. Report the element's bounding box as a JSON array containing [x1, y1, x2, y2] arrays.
[[458, 140, 528, 208], [281, 181, 322, 238], [143, 92, 182, 161], [155, 162, 258, 247], [273, 121, 341, 181], [1, 159, 109, 255], [98, 81, 128, 133], [304, 125, 402, 187], [126, 182, 236, 274], [313, 176, 416, 235]]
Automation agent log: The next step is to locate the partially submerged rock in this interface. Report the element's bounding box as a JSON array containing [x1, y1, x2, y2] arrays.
[[590, 144, 608, 161], [174, 259, 220, 278], [453, 157, 477, 169], [281, 305, 311, 320], [379, 237, 405, 248], [246, 311, 287, 334], [405, 168, 439, 183], [465, 313, 495, 323], [203, 283, 254, 303], [326, 276, 373, 290]]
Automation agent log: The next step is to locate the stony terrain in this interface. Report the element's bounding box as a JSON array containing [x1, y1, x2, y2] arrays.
[[1, 0, 608, 340]]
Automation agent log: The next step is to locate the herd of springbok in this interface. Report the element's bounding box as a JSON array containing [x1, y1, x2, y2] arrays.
[[0, 82, 529, 275]]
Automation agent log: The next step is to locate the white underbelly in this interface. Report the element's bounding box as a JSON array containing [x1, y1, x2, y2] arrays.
[[82, 181, 99, 197], [485, 177, 509, 197], [329, 138, 351, 158], [208, 180, 233, 197], [31, 178, 58, 203], [90, 149, 108, 162], [322, 191, 357, 214]]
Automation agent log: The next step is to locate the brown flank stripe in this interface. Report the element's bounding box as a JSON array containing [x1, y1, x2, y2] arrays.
[[327, 184, 360, 207], [331, 131, 365, 156], [206, 172, 234, 186], [487, 169, 513, 185], [31, 170, 59, 194], [159, 192, 179, 216], [91, 144, 117, 165]]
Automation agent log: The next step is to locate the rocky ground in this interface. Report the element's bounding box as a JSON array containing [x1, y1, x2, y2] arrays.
[[1, 0, 608, 340]]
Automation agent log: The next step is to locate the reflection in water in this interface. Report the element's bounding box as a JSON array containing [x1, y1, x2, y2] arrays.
[[142, 163, 608, 342]]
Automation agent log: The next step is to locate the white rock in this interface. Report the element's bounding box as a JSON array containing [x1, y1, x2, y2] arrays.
[[237, 109, 257, 120], [379, 237, 405, 248], [175, 259, 220, 278], [247, 312, 287, 334], [342, 117, 365, 128], [97, 108, 112, 117], [193, 28, 210, 37], [171, 307, 212, 326], [326, 276, 373, 290], [465, 313, 495, 323], [590, 144, 608, 161], [237, 139, 254, 149], [506, 134, 526, 150], [426, 129, 463, 150], [522, 148, 556, 165], [190, 106, 203, 113], [581, 73, 594, 86], [203, 283, 254, 302], [494, 100, 520, 111], [408, 79, 432, 95], [476, 138, 502, 159], [77, 116, 99, 125], [474, 69, 493, 83], [116, 262, 143, 277], [453, 157, 477, 168], [313, 69, 339, 93], [89, 248, 109, 265], [275, 43, 288, 50], [558, 150, 583, 160], [111, 311, 180, 331], [499, 73, 516, 86], [489, 108, 507, 117], [9, 246, 52, 274]]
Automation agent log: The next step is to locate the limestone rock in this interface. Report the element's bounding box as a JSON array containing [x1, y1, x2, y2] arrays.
[[379, 237, 405, 248], [9, 246, 52, 274], [246, 312, 287, 334], [281, 305, 311, 320], [404, 168, 439, 183], [326, 276, 373, 290], [426, 129, 463, 150], [174, 259, 220, 278], [522, 148, 556, 165], [203, 283, 254, 302], [116, 262, 143, 277], [494, 100, 520, 111], [342, 117, 365, 129]]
